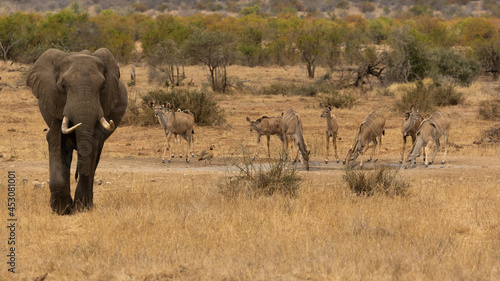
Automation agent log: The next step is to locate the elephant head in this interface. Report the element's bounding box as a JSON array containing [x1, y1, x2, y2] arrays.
[[27, 48, 128, 215]]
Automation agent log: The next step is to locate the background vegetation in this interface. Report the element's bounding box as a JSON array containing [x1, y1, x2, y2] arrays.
[[1, 0, 499, 92]]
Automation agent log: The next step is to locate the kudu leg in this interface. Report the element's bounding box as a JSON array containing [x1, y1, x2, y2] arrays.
[[166, 132, 174, 163], [442, 131, 448, 165], [252, 134, 262, 161], [368, 139, 378, 162], [333, 135, 339, 163], [185, 135, 191, 163], [162, 140, 168, 164], [401, 136, 407, 164], [325, 134, 330, 164], [266, 135, 271, 159], [430, 138, 440, 165]]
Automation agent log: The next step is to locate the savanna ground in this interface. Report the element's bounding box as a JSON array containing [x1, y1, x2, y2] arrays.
[[0, 59, 499, 280]]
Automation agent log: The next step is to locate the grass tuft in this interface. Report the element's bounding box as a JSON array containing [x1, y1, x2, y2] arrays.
[[220, 154, 302, 198], [343, 167, 409, 197]]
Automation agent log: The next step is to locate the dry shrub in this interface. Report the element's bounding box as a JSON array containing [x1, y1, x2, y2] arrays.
[[395, 80, 464, 113], [319, 90, 357, 109], [343, 167, 409, 197], [475, 123, 500, 144], [220, 155, 301, 198], [479, 99, 500, 120]]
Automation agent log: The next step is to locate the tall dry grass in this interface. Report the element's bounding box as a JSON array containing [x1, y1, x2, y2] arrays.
[[2, 169, 499, 280]]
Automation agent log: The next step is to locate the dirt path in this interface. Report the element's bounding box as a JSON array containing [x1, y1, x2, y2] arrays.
[[3, 155, 499, 178]]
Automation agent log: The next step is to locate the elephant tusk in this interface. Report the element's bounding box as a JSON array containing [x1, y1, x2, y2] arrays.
[[61, 116, 81, 134], [100, 117, 115, 131]]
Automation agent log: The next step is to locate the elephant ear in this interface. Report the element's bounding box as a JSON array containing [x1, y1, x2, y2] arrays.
[[92, 48, 122, 117], [26, 49, 69, 121]]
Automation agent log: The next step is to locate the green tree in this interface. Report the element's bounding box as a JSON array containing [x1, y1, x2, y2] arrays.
[[296, 20, 328, 78], [182, 29, 235, 92], [0, 12, 38, 62], [91, 10, 135, 63]]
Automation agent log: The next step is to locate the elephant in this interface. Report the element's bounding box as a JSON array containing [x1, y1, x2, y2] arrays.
[[27, 48, 128, 215]]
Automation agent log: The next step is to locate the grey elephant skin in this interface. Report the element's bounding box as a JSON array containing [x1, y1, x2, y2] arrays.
[[27, 48, 128, 215]]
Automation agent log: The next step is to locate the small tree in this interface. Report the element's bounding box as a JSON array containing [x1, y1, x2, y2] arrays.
[[296, 21, 328, 79], [148, 39, 184, 86], [182, 29, 234, 92]]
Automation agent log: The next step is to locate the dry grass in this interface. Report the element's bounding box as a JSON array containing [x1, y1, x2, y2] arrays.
[[0, 61, 500, 280]]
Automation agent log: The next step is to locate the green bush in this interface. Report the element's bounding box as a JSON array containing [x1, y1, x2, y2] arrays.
[[124, 89, 225, 126], [220, 154, 302, 198], [343, 167, 409, 197], [428, 48, 481, 85], [395, 80, 464, 113]]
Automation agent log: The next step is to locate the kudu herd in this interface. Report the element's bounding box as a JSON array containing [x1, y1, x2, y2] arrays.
[[151, 100, 451, 170]]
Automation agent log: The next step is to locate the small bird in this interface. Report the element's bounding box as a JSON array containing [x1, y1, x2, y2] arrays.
[[198, 145, 215, 165]]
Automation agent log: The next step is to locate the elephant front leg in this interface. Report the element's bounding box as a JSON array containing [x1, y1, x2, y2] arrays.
[[47, 124, 73, 215]]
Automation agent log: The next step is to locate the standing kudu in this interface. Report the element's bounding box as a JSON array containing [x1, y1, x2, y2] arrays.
[[246, 116, 285, 161], [344, 111, 386, 168], [406, 111, 450, 168], [401, 105, 424, 163], [320, 106, 339, 164], [281, 109, 310, 171], [151, 102, 195, 163]]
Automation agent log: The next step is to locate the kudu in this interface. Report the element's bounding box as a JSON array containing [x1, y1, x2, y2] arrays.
[[344, 111, 386, 168], [246, 116, 285, 161], [320, 106, 339, 164], [151, 102, 195, 163], [281, 109, 310, 171], [406, 111, 450, 168], [401, 105, 424, 163]]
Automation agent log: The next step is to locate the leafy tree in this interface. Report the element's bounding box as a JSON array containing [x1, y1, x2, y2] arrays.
[[141, 15, 190, 58], [0, 12, 38, 62], [239, 4, 261, 16], [473, 33, 500, 79], [367, 16, 393, 45], [237, 25, 264, 67], [91, 10, 136, 63], [296, 20, 328, 78], [182, 29, 235, 92], [384, 25, 429, 83]]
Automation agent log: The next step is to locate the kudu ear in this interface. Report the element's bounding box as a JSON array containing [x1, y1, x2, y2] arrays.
[[149, 102, 154, 108], [246, 117, 251, 123]]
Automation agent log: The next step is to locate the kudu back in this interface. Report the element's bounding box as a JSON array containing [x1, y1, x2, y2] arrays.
[[281, 109, 310, 171], [344, 111, 386, 168], [246, 116, 284, 160], [406, 111, 450, 168]]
